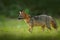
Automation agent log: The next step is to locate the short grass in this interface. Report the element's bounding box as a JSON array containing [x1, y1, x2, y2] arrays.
[[0, 17, 60, 40]]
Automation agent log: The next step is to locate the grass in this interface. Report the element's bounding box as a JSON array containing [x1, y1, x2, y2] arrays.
[[0, 17, 60, 40]]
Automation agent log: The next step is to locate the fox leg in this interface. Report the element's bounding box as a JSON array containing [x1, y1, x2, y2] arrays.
[[28, 26, 33, 33], [41, 25, 45, 31], [28, 23, 33, 33]]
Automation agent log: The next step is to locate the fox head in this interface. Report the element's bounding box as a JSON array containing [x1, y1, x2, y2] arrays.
[[18, 10, 31, 20], [18, 10, 26, 20]]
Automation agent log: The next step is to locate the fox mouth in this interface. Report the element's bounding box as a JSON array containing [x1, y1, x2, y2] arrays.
[[18, 17, 24, 20]]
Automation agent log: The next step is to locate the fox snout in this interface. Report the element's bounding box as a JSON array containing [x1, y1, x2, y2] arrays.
[[18, 17, 24, 20], [18, 17, 22, 20]]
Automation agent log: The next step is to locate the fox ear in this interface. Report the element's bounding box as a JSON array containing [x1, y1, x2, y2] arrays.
[[19, 11, 22, 14], [19, 11, 21, 14]]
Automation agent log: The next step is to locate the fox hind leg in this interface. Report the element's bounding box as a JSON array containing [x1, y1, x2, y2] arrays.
[[41, 25, 45, 31]]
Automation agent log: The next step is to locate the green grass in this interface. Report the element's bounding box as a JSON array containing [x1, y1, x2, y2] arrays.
[[0, 18, 60, 40]]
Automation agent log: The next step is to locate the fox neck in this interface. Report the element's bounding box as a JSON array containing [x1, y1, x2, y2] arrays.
[[24, 14, 30, 23]]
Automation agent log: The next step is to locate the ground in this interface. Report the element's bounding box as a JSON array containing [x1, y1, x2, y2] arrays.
[[0, 17, 60, 40]]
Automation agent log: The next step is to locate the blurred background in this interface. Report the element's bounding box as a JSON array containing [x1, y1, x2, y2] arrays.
[[0, 0, 60, 40], [0, 0, 60, 18]]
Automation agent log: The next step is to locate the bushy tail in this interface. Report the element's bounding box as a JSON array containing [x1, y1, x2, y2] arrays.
[[51, 18, 58, 30], [46, 16, 58, 30]]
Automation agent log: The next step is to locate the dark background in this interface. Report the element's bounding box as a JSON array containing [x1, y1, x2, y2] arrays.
[[0, 0, 60, 18]]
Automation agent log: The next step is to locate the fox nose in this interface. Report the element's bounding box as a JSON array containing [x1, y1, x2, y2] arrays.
[[18, 17, 21, 20], [18, 14, 23, 20], [18, 17, 23, 20], [18, 15, 24, 20]]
